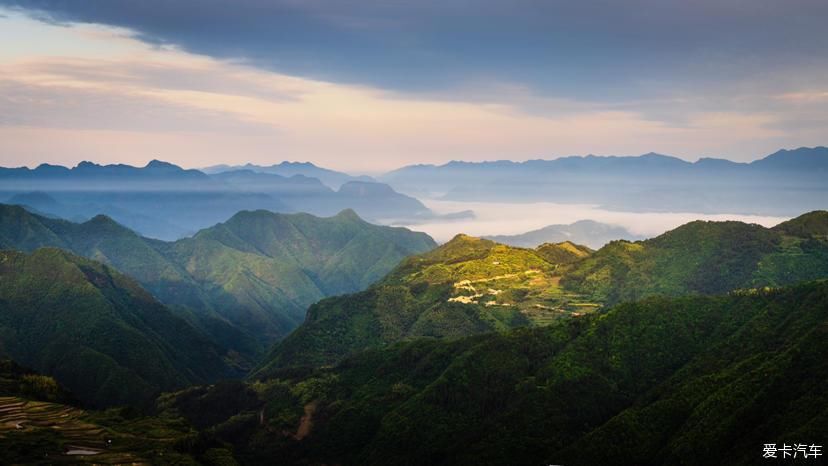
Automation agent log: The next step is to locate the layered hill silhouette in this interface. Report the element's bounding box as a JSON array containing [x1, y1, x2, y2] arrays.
[[202, 161, 374, 189], [0, 249, 233, 407], [257, 211, 828, 374], [380, 146, 828, 216], [1, 209, 827, 464], [0, 204, 436, 363], [0, 160, 433, 239], [211, 169, 431, 221]]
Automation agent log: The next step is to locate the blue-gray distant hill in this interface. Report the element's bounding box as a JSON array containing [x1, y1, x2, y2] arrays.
[[210, 169, 431, 221], [0, 160, 431, 239], [201, 161, 374, 189], [380, 146, 828, 216], [485, 220, 644, 249]]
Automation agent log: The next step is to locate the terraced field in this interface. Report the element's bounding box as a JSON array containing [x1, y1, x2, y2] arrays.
[[0, 394, 225, 465], [447, 268, 601, 325], [0, 396, 146, 464]]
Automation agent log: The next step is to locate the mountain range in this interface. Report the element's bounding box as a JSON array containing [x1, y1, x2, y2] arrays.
[[0, 204, 436, 364], [202, 161, 374, 189], [379, 146, 828, 216], [1, 206, 827, 464], [256, 210, 828, 374], [0, 160, 432, 240], [158, 279, 828, 466]]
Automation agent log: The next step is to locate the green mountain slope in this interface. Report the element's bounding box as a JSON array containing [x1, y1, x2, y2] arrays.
[[0, 249, 232, 407], [772, 209, 828, 237], [257, 211, 828, 375], [563, 212, 828, 304], [0, 204, 436, 361], [167, 280, 828, 466], [256, 236, 598, 374]]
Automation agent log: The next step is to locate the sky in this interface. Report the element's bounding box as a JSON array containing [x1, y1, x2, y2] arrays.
[[0, 1, 826, 173]]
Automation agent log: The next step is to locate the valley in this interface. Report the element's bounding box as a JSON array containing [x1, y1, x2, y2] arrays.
[[2, 3, 826, 463], [1, 207, 827, 465]]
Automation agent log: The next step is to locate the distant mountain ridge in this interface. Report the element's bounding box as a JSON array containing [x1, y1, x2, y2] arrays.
[[485, 220, 644, 249], [202, 161, 374, 189], [0, 160, 433, 239], [379, 146, 828, 215], [210, 169, 431, 221]]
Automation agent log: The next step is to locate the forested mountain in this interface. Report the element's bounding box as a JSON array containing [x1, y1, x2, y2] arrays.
[[255, 235, 598, 374], [485, 219, 643, 249], [0, 249, 233, 407], [0, 160, 433, 239], [151, 279, 828, 466], [380, 147, 828, 215], [258, 211, 828, 374], [2, 211, 827, 464], [0, 204, 436, 363], [564, 211, 828, 304]]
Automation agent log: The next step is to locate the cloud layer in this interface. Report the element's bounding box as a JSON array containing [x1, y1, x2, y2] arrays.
[[0, 3, 826, 170]]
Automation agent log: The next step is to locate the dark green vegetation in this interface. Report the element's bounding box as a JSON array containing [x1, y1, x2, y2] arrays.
[[0, 204, 436, 363], [150, 280, 828, 465], [0, 212, 828, 465], [0, 249, 233, 408], [258, 211, 828, 375], [0, 360, 230, 464], [0, 359, 74, 404], [564, 211, 828, 304], [256, 236, 600, 374]]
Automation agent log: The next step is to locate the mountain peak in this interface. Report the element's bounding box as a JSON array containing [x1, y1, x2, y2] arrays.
[[83, 214, 132, 233], [277, 161, 317, 168], [446, 233, 482, 244], [772, 210, 828, 237], [334, 208, 362, 221], [752, 146, 828, 168], [338, 180, 395, 195], [145, 159, 182, 170], [534, 241, 591, 264], [75, 161, 100, 169]]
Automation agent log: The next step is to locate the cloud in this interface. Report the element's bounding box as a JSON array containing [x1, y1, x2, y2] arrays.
[[3, 0, 827, 100], [405, 199, 789, 243], [0, 7, 825, 171]]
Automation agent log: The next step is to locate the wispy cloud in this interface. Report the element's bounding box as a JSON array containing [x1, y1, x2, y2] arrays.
[[0, 8, 825, 171]]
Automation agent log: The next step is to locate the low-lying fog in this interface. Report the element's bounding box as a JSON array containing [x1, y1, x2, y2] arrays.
[[393, 200, 790, 244]]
